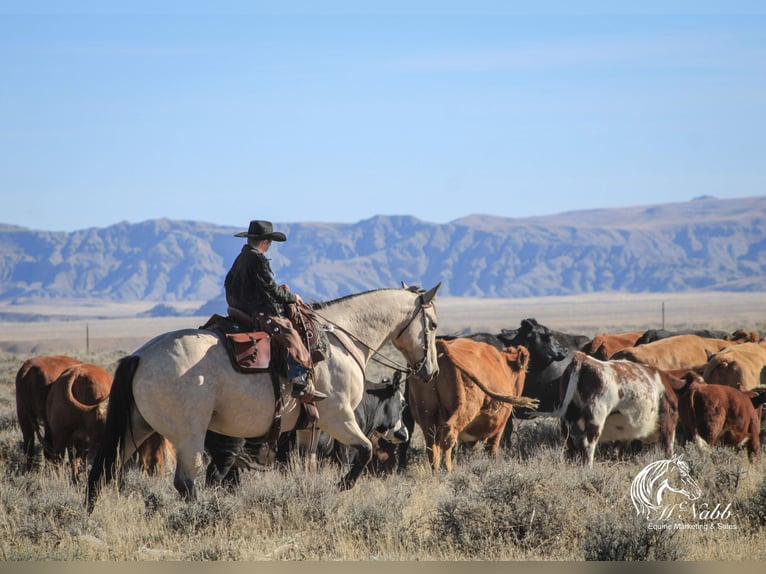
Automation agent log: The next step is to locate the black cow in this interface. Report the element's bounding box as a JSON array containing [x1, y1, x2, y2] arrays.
[[635, 328, 730, 346], [315, 371, 409, 468], [499, 325, 588, 354], [499, 318, 572, 415]]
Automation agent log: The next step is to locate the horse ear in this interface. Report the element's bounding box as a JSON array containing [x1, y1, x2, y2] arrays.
[[401, 281, 409, 289], [422, 282, 441, 305]]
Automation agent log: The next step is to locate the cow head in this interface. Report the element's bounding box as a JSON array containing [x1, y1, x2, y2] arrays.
[[507, 318, 568, 366], [365, 371, 410, 444]]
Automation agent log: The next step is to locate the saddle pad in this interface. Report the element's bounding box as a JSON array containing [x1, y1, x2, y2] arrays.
[[226, 332, 271, 372]]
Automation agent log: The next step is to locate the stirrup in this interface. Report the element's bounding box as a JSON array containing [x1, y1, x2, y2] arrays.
[[291, 381, 327, 402]]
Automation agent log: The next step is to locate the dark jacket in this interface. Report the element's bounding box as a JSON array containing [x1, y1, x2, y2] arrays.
[[224, 245, 297, 317]]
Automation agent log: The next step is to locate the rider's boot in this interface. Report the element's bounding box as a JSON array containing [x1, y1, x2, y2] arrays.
[[287, 356, 327, 402]]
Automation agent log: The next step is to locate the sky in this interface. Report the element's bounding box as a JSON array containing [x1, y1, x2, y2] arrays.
[[1, 1, 765, 232]]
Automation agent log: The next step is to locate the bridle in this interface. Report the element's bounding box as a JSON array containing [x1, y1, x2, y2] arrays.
[[308, 292, 435, 379], [393, 292, 435, 379]]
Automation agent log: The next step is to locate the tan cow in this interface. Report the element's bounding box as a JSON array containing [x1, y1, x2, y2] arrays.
[[581, 331, 644, 360], [408, 338, 536, 472], [703, 342, 766, 391], [611, 334, 734, 371]]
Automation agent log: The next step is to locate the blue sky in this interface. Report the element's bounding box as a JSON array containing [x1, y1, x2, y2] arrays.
[[1, 1, 764, 232]]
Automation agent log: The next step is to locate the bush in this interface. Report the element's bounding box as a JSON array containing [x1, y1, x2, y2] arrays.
[[582, 512, 686, 561]]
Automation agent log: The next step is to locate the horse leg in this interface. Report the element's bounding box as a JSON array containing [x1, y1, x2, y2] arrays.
[[173, 436, 206, 501], [318, 414, 373, 490], [295, 428, 320, 473]]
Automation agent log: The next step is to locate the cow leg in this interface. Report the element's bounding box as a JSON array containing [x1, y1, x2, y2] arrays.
[[17, 413, 39, 471], [748, 417, 760, 462], [435, 423, 458, 472], [204, 431, 245, 489]]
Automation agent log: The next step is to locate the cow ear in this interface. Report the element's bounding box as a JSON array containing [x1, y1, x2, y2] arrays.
[[516, 346, 530, 369]]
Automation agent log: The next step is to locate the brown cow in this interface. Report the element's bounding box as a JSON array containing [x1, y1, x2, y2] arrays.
[[408, 338, 536, 472], [703, 342, 766, 391], [45, 362, 113, 482], [676, 371, 763, 461], [535, 351, 679, 467], [15, 355, 81, 469], [15, 354, 170, 477], [581, 331, 644, 360], [611, 334, 735, 371]]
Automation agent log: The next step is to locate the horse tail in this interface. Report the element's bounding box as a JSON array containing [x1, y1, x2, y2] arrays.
[[86, 355, 139, 513]]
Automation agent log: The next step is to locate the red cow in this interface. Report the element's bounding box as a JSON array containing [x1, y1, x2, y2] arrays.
[[581, 331, 644, 360], [676, 371, 764, 461], [408, 338, 536, 472], [45, 362, 113, 482], [15, 355, 81, 469]]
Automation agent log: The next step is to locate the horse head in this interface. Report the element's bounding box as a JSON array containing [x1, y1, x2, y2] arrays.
[[394, 282, 441, 382]]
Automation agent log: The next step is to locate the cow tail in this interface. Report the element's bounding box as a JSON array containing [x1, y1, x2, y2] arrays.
[[86, 355, 139, 513], [63, 368, 105, 413]]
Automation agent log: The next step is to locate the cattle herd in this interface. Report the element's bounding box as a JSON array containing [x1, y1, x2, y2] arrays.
[[11, 317, 766, 502]]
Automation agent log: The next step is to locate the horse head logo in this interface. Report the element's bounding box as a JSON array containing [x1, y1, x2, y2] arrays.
[[630, 454, 702, 520]]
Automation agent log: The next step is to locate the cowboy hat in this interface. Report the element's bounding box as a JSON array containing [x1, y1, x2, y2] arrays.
[[234, 220, 287, 241]]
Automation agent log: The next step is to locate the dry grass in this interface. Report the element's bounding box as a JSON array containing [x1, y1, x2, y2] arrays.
[[1, 292, 766, 561]]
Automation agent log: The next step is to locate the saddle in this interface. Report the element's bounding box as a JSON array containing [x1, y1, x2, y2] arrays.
[[199, 312, 274, 374], [199, 311, 321, 463]]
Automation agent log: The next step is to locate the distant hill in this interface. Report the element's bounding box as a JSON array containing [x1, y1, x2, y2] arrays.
[[0, 196, 764, 318]]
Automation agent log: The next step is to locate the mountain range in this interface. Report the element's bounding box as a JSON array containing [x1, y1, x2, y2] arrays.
[[0, 195, 764, 318]]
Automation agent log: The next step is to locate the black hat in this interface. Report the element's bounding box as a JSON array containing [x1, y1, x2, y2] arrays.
[[234, 220, 287, 241]]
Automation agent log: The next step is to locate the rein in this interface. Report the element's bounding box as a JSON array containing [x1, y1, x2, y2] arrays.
[[308, 294, 431, 377]]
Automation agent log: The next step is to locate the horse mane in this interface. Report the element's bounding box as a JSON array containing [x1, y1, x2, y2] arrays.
[[311, 285, 423, 310]]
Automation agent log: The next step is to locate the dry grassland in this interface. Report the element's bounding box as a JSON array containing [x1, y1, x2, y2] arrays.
[[1, 292, 765, 561]]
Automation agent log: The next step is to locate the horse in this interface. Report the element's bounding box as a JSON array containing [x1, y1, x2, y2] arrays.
[[630, 455, 702, 521], [86, 284, 441, 511]]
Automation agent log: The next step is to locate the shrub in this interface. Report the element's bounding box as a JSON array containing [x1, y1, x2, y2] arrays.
[[582, 512, 686, 561]]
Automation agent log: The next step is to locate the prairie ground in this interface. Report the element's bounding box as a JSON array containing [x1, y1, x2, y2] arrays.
[[1, 292, 765, 561]]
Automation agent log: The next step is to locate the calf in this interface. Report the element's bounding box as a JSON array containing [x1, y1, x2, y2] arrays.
[[676, 372, 763, 461], [45, 362, 112, 482], [703, 342, 766, 391], [409, 338, 535, 472], [319, 372, 410, 468], [15, 355, 82, 470], [536, 351, 679, 467]]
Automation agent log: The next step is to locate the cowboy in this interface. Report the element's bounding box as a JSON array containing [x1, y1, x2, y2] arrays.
[[225, 220, 326, 402]]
